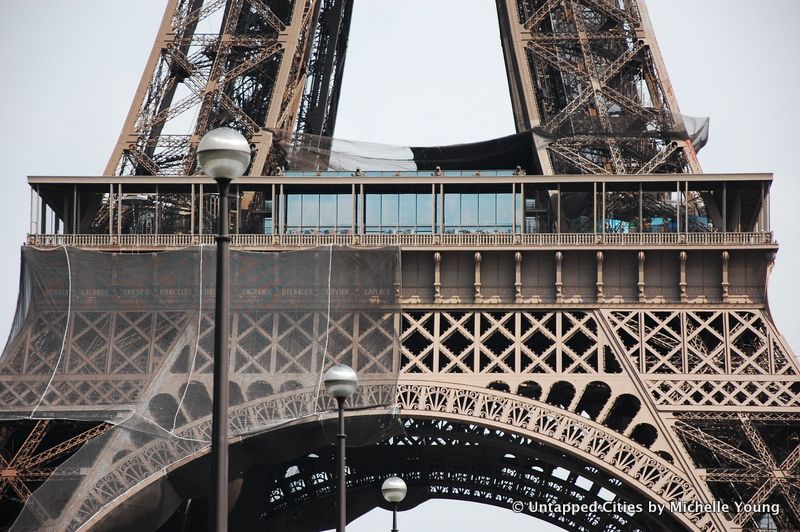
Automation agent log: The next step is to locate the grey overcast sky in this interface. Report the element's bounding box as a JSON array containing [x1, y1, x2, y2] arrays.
[[1, 1, 799, 530]]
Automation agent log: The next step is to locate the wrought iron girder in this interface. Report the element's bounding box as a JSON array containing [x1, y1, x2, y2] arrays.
[[638, 142, 680, 174], [220, 0, 247, 41], [276, 61, 306, 128], [733, 478, 777, 525], [601, 40, 646, 82], [578, 0, 640, 28], [780, 442, 800, 471], [135, 135, 192, 150], [131, 73, 180, 134], [172, 34, 279, 48], [164, 46, 197, 80], [523, 0, 563, 30], [526, 40, 591, 85], [12, 482, 50, 526], [555, 134, 657, 145], [530, 31, 636, 42], [219, 42, 282, 83], [567, 2, 625, 174], [294, 0, 354, 136], [777, 481, 800, 525], [6, 477, 31, 506], [0, 419, 109, 529], [540, 90, 593, 132], [674, 420, 763, 469], [772, 510, 795, 532], [215, 90, 262, 133], [20, 423, 111, 470], [675, 413, 800, 528], [510, 0, 695, 174], [247, 0, 287, 33], [548, 143, 611, 174], [124, 147, 162, 176], [701, 469, 770, 484], [11, 420, 49, 466], [601, 85, 657, 124], [172, 0, 227, 36], [738, 414, 778, 469], [139, 91, 202, 133]]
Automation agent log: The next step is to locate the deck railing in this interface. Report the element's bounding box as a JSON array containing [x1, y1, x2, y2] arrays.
[[26, 232, 776, 249]]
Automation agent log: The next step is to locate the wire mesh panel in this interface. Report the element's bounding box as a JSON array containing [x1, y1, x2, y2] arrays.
[[558, 183, 595, 233], [725, 182, 765, 232], [2, 245, 401, 531], [604, 183, 640, 234], [686, 182, 724, 232], [641, 183, 681, 234]]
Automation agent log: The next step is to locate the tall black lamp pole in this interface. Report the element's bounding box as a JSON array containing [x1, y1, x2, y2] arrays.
[[323, 363, 359, 532], [197, 127, 251, 531]]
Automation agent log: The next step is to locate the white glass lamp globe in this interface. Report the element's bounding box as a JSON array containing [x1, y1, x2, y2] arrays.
[[197, 127, 251, 178], [381, 476, 407, 504], [323, 363, 358, 400]]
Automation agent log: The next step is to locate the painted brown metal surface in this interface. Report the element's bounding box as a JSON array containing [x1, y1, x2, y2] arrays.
[[3, 0, 799, 531]]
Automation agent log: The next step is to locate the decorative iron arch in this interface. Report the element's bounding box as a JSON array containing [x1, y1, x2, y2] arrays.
[[256, 416, 686, 532], [67, 381, 718, 531]]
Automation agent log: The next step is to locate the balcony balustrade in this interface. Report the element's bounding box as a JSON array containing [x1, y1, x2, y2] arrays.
[[26, 231, 775, 250]]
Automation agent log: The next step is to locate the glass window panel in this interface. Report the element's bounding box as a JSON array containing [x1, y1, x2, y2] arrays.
[[286, 195, 301, 231], [365, 194, 381, 232], [444, 193, 460, 231], [381, 194, 399, 229], [337, 194, 352, 230], [319, 195, 336, 231], [301, 194, 319, 228], [461, 194, 478, 230], [399, 194, 416, 231], [496, 193, 513, 229], [479, 194, 496, 227], [417, 193, 432, 230]]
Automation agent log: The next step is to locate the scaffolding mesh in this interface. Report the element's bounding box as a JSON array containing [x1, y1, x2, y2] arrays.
[[269, 128, 541, 173], [1, 245, 401, 530]]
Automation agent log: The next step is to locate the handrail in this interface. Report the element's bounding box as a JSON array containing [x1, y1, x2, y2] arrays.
[[26, 232, 776, 249]]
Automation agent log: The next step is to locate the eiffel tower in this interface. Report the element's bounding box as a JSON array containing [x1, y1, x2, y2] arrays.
[[2, 1, 799, 531]]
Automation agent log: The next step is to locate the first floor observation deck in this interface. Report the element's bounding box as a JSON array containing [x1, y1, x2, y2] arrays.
[[25, 171, 775, 252]]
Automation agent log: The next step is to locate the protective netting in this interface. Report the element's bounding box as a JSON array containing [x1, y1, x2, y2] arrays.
[[1, 245, 401, 530], [269, 118, 706, 175], [270, 128, 542, 173]]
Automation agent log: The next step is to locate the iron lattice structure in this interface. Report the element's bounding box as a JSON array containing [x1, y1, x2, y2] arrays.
[[4, 1, 800, 532], [105, 0, 355, 178], [105, 0, 700, 178]]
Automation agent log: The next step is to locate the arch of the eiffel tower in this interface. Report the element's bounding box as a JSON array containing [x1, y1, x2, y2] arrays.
[[2, 1, 799, 531]]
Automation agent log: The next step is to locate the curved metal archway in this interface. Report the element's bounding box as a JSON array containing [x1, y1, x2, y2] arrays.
[[255, 416, 686, 532], [70, 381, 718, 531]]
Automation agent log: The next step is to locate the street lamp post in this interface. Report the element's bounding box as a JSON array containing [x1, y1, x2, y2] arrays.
[[381, 476, 407, 532], [197, 127, 251, 532], [323, 363, 359, 532]]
